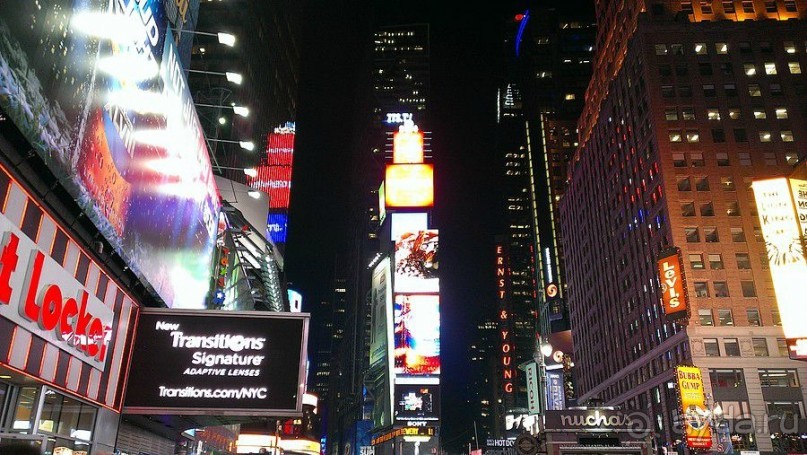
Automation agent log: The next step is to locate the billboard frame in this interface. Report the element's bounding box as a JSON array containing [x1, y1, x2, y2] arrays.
[[123, 308, 310, 417]]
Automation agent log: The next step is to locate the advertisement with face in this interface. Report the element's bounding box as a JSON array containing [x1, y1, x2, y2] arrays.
[[0, 0, 220, 309], [393, 294, 440, 376], [394, 385, 440, 421], [124, 309, 309, 415], [394, 230, 439, 293]]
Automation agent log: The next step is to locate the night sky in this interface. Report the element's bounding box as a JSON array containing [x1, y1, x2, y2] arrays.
[[287, 0, 527, 448]]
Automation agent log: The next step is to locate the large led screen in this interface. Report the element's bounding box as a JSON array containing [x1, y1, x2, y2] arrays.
[[0, 1, 220, 309], [385, 164, 434, 208], [394, 230, 439, 293], [394, 385, 440, 422], [393, 294, 440, 376], [247, 123, 295, 210], [124, 309, 309, 416], [268, 213, 289, 244]]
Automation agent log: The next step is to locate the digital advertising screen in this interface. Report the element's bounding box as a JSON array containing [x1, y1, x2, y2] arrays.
[[394, 385, 440, 422], [0, 1, 220, 309], [248, 123, 295, 210], [394, 230, 439, 293], [124, 309, 309, 416], [393, 294, 440, 376], [268, 212, 289, 244], [385, 164, 434, 208]]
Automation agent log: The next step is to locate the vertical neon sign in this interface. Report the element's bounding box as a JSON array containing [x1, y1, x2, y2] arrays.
[[497, 243, 513, 394]]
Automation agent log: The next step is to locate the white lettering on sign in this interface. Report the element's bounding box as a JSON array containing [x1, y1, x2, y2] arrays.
[[558, 410, 632, 427], [158, 386, 268, 399], [0, 216, 114, 371], [661, 261, 680, 307], [385, 112, 414, 124]]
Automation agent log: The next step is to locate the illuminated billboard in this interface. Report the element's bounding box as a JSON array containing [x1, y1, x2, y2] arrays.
[[676, 365, 712, 449], [394, 294, 440, 376], [124, 309, 309, 416], [657, 247, 689, 320], [393, 131, 425, 164], [394, 230, 439, 293], [0, 1, 220, 309], [394, 385, 440, 422], [268, 213, 289, 244], [752, 178, 807, 339], [385, 164, 434, 208], [247, 123, 296, 210]]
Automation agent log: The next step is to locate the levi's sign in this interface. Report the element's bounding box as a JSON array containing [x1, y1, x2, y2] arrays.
[[0, 213, 113, 371], [657, 247, 688, 320]]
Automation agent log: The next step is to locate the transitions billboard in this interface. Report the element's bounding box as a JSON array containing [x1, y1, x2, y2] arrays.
[[124, 309, 309, 415], [394, 294, 440, 376], [0, 0, 220, 309]]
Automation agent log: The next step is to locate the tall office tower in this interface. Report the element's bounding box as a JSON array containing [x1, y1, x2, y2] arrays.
[[560, 0, 807, 451], [373, 24, 430, 124], [470, 319, 501, 439]]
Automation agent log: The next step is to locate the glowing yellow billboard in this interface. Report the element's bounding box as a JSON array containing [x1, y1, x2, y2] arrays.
[[676, 365, 712, 449]]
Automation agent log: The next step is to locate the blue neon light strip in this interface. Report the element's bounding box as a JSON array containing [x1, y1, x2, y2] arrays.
[[515, 10, 530, 57]]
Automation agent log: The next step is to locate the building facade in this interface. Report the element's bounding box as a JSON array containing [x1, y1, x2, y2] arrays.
[[561, 2, 807, 452]]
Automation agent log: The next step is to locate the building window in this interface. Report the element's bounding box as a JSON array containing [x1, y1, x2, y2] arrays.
[[760, 252, 770, 269], [704, 338, 721, 356], [564, 93, 576, 100], [742, 0, 755, 12], [707, 109, 721, 120], [784, 41, 797, 53], [670, 43, 684, 55], [770, 83, 783, 95], [673, 153, 687, 167], [682, 0, 695, 12], [694, 42, 708, 54], [716, 42, 728, 54], [753, 338, 769, 356], [682, 107, 696, 120], [694, 281, 710, 297], [736, 253, 752, 269], [656, 44, 669, 55], [754, 226, 765, 242], [775, 107, 788, 119], [748, 84, 762, 96], [729, 108, 741, 119], [720, 62, 734, 75], [723, 338, 740, 357], [744, 63, 757, 76], [765, 0, 778, 11], [725, 338, 741, 356], [725, 83, 738, 96], [695, 176, 709, 191], [691, 153, 705, 166], [699, 309, 714, 325], [760, 131, 772, 142], [686, 130, 700, 142], [686, 227, 701, 242], [701, 202, 715, 216], [679, 86, 693, 97], [754, 109, 767, 119], [731, 227, 746, 242], [722, 0, 737, 11], [669, 130, 682, 142], [781, 130, 794, 142], [716, 152, 730, 166], [665, 108, 679, 120], [710, 369, 744, 387], [678, 176, 692, 191], [739, 41, 753, 53], [772, 309, 782, 325], [721, 176, 736, 191], [713, 127, 726, 141], [714, 281, 730, 297], [747, 307, 761, 325], [699, 63, 714, 75], [741, 280, 757, 297], [682, 202, 696, 216], [777, 339, 789, 356], [700, 0, 714, 13], [765, 152, 777, 165], [690, 253, 705, 269], [783, 0, 797, 11], [705, 227, 720, 242], [717, 309, 734, 326], [739, 152, 752, 165], [760, 369, 800, 387], [786, 153, 799, 165], [703, 84, 717, 96], [764, 62, 777, 75], [766, 402, 804, 419], [726, 201, 741, 216]]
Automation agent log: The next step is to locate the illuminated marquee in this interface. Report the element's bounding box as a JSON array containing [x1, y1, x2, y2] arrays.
[[371, 427, 435, 446], [496, 243, 513, 394], [657, 247, 689, 320]]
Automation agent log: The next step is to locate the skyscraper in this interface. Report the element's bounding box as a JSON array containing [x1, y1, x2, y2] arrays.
[[561, 0, 807, 451]]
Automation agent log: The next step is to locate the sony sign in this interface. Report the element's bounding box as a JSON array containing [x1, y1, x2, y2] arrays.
[[0, 214, 114, 371]]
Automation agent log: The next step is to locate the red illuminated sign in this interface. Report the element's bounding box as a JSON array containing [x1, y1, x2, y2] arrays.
[[496, 243, 513, 394], [657, 247, 689, 320], [247, 123, 296, 210]]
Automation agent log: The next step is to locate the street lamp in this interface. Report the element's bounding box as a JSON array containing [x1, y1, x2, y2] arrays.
[[195, 103, 250, 118], [176, 29, 236, 47], [212, 166, 258, 178], [187, 69, 243, 85], [207, 138, 255, 151]]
